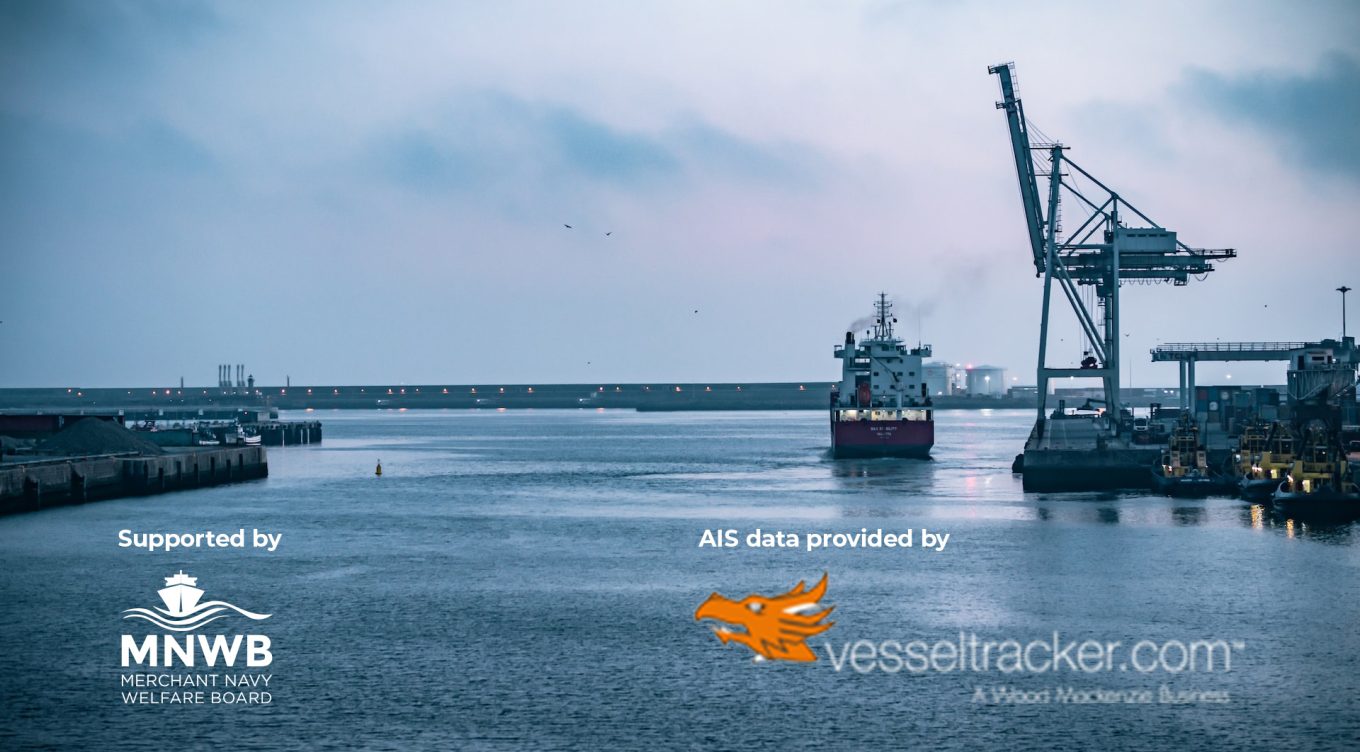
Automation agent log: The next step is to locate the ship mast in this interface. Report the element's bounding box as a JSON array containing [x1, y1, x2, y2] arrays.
[[874, 292, 895, 340]]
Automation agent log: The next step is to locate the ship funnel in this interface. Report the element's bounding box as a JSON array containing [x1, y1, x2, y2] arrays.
[[845, 331, 855, 345]]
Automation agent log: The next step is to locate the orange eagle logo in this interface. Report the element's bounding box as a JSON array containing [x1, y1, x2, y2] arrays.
[[694, 573, 835, 662]]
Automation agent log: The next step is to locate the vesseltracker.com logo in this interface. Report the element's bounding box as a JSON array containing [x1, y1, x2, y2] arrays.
[[695, 573, 835, 662]]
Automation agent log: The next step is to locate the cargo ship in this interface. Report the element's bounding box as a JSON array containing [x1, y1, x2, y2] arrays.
[[830, 294, 933, 458]]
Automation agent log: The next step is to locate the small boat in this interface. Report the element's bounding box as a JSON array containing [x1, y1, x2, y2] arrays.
[[1238, 424, 1296, 502], [222, 424, 262, 446], [1151, 417, 1234, 496], [1270, 429, 1360, 519]]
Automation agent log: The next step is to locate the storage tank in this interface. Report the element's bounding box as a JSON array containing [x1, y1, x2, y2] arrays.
[[965, 365, 1006, 397], [923, 362, 957, 397]]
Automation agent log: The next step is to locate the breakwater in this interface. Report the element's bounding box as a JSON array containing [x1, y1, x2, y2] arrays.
[[0, 383, 1032, 412]]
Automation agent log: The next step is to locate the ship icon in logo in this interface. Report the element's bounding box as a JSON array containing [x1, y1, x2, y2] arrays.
[[159, 571, 205, 616], [123, 571, 270, 632]]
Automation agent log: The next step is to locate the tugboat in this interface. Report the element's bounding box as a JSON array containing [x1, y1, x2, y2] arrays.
[[829, 294, 933, 458], [1151, 416, 1234, 496], [1237, 423, 1295, 502], [1271, 428, 1360, 518], [158, 571, 204, 617]]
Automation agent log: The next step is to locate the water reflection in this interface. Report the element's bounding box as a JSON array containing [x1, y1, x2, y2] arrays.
[[1171, 505, 1207, 526], [1245, 504, 1358, 544], [810, 411, 1360, 542], [828, 457, 932, 481]]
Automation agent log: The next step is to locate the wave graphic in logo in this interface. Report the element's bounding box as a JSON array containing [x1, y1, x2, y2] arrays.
[[122, 571, 270, 632]]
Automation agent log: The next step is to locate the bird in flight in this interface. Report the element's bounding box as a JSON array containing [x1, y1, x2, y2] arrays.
[[564, 224, 573, 229], [605, 232, 612, 236]]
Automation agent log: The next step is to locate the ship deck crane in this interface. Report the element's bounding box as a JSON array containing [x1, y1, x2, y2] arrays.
[[988, 62, 1237, 430]]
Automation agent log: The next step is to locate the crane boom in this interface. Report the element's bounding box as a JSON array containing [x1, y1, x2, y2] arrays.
[[986, 62, 1236, 429], [988, 62, 1046, 274]]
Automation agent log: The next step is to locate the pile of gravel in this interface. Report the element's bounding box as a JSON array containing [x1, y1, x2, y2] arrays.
[[0, 435, 35, 456], [37, 418, 165, 457]]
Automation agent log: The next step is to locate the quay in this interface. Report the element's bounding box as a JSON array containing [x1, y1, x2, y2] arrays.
[[990, 64, 1357, 493], [0, 415, 274, 516], [0, 409, 322, 448]]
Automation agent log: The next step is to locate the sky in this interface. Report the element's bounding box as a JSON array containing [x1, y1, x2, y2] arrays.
[[2, 0, 1358, 389]]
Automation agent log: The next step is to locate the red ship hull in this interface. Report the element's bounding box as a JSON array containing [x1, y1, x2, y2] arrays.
[[830, 417, 934, 458]]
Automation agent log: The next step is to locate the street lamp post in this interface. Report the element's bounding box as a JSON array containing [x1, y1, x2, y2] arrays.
[[1339, 286, 1352, 339]]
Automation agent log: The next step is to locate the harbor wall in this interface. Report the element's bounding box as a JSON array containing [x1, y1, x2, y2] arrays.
[[0, 446, 268, 516]]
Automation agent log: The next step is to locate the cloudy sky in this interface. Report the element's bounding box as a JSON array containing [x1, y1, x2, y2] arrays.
[[2, 0, 1358, 388]]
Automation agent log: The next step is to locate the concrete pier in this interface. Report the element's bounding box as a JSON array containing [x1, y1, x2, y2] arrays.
[[1020, 417, 1234, 492], [1021, 420, 1160, 491], [0, 446, 267, 516]]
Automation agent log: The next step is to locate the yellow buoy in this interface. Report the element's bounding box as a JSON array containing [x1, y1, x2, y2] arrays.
[[375, 460, 382, 477]]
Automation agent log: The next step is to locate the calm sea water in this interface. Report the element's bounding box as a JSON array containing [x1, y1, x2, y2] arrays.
[[1, 409, 1357, 750]]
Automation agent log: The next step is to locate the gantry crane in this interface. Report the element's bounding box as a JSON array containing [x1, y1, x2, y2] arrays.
[[988, 62, 1237, 430]]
